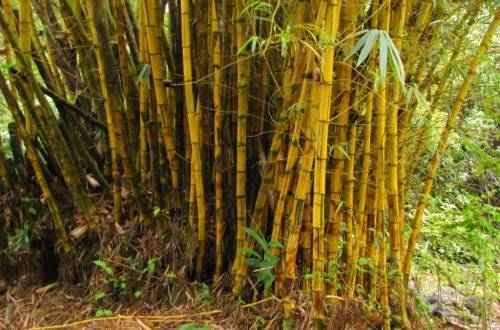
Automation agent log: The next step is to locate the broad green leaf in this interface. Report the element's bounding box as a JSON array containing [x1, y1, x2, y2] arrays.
[[94, 291, 106, 301], [95, 309, 113, 318], [265, 254, 280, 267], [94, 260, 114, 276], [243, 227, 267, 250], [146, 258, 158, 274], [268, 240, 284, 249], [240, 247, 260, 258], [246, 258, 262, 268]]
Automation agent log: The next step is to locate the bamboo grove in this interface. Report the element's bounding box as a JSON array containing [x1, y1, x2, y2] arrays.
[[0, 0, 497, 327]]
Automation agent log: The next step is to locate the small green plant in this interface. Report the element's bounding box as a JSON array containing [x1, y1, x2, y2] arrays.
[[240, 227, 283, 295], [95, 308, 113, 318], [179, 323, 211, 330], [198, 283, 211, 306], [9, 223, 30, 252], [93, 260, 128, 297], [158, 270, 178, 306], [153, 206, 162, 217], [21, 197, 37, 216]]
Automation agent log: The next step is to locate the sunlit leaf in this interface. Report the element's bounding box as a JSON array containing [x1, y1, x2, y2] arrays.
[[379, 31, 388, 82], [356, 30, 379, 66]]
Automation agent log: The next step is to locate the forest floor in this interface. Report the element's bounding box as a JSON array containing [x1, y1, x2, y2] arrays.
[[1, 275, 490, 330], [0, 278, 278, 329], [0, 277, 378, 329], [0, 209, 496, 329]]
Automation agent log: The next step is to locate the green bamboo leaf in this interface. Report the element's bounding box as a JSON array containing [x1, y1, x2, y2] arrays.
[[346, 30, 370, 60], [414, 87, 425, 105], [237, 36, 260, 56], [405, 86, 414, 107], [241, 0, 272, 17], [356, 30, 379, 66], [385, 32, 406, 86]]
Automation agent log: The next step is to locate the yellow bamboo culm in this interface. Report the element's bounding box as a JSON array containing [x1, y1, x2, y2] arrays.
[[141, 0, 180, 203], [138, 2, 149, 190], [373, 0, 391, 327], [1, 0, 16, 90], [386, 0, 410, 326], [0, 70, 72, 253], [346, 0, 379, 297], [232, 0, 249, 295], [326, 0, 354, 295], [87, 0, 122, 224], [269, 0, 327, 296], [19, 0, 35, 139], [211, 0, 224, 281], [312, 0, 340, 324], [0, 0, 496, 326], [179, 0, 207, 281]]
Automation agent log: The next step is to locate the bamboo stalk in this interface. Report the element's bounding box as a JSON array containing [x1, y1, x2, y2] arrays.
[[233, 0, 249, 293], [0, 70, 72, 253], [211, 0, 224, 281], [141, 0, 180, 203], [179, 0, 207, 280]]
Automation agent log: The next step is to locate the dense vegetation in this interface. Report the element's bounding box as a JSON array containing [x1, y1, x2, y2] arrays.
[[0, 0, 497, 328]]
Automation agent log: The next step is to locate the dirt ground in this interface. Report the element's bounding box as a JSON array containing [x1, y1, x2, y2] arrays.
[[0, 276, 392, 330]]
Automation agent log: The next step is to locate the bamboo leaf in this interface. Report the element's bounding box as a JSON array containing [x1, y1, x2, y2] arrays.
[[136, 63, 151, 87], [237, 36, 260, 56], [385, 31, 406, 87], [356, 30, 379, 66], [346, 29, 370, 60], [241, 0, 272, 17], [379, 32, 388, 82]]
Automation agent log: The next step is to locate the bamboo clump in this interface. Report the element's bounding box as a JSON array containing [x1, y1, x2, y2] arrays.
[[0, 1, 497, 328]]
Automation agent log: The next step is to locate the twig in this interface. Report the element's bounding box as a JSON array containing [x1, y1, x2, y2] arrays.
[[28, 310, 223, 330], [241, 296, 281, 308], [39, 86, 107, 130]]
